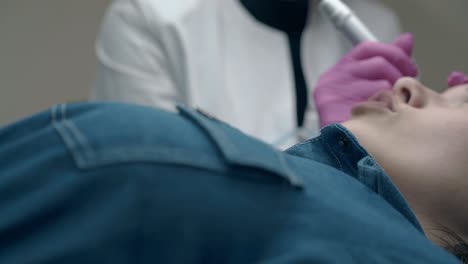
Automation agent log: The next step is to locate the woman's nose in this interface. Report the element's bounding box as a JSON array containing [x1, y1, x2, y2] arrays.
[[393, 77, 427, 108]]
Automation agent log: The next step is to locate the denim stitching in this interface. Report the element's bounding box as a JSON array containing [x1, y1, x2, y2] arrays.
[[307, 137, 321, 143], [50, 104, 228, 171], [59, 104, 91, 168], [51, 104, 87, 167], [284, 137, 320, 152], [179, 106, 300, 187], [322, 125, 343, 171], [60, 104, 95, 165], [87, 146, 227, 172]]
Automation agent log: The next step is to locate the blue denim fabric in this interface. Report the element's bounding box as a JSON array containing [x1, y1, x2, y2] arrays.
[[0, 102, 458, 263], [285, 124, 423, 233]]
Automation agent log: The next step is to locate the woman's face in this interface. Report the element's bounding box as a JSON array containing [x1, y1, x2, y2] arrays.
[[342, 77, 468, 235]]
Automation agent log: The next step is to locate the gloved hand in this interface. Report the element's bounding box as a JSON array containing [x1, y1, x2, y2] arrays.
[[314, 33, 418, 127], [447, 71, 468, 87]]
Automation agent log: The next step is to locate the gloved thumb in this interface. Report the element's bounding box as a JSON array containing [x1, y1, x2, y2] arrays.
[[447, 71, 468, 87], [393, 33, 414, 56]]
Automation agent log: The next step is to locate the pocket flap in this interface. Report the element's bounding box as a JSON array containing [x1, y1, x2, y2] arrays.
[[177, 105, 303, 188]]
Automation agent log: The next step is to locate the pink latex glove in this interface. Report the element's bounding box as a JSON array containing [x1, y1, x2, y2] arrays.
[[447, 71, 468, 88], [314, 33, 418, 127]]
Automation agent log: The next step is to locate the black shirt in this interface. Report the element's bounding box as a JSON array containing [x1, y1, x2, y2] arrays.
[[239, 0, 310, 127]]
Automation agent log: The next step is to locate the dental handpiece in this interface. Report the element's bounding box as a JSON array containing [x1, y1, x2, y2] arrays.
[[320, 0, 421, 78], [319, 0, 378, 45]]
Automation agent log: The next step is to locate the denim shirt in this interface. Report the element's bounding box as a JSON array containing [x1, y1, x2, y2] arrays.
[[1, 102, 459, 263], [285, 124, 424, 233]]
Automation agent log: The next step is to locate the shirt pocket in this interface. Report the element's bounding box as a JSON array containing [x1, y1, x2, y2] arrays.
[[177, 105, 303, 188], [51, 103, 303, 188]]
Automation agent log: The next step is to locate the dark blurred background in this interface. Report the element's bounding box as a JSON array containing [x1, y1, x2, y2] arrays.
[[0, 0, 467, 125]]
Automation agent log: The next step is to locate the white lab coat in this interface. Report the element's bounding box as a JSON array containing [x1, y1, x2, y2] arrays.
[[94, 0, 400, 149]]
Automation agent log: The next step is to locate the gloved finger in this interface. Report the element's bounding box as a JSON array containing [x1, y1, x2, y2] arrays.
[[350, 56, 403, 84], [351, 79, 393, 100], [348, 42, 418, 77], [447, 71, 468, 88], [392, 33, 414, 56]]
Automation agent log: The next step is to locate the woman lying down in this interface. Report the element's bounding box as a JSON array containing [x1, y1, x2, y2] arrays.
[[1, 60, 468, 262], [0, 73, 468, 263]]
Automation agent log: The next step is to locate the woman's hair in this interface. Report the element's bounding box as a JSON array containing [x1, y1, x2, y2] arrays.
[[446, 243, 468, 263], [433, 225, 468, 263]]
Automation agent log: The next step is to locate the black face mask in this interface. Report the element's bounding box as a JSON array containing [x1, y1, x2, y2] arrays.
[[239, 0, 311, 34]]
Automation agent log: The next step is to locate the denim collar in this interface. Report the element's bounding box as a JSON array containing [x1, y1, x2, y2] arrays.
[[285, 124, 424, 234]]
